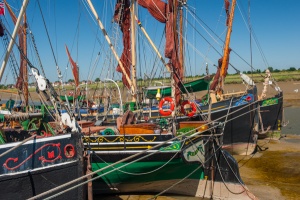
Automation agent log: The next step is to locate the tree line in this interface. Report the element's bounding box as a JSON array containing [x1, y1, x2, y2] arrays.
[[243, 67, 299, 74]]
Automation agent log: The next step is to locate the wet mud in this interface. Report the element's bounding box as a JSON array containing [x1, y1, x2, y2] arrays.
[[235, 135, 300, 200]]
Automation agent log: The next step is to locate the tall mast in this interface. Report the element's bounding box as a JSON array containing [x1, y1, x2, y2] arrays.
[[86, 0, 133, 91], [2, 0, 29, 108], [179, 1, 184, 78], [22, 14, 28, 108], [131, 0, 137, 102], [171, 0, 179, 118], [218, 0, 236, 94], [0, 0, 29, 82]]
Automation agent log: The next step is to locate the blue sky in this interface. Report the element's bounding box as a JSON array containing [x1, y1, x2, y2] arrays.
[[0, 0, 299, 85]]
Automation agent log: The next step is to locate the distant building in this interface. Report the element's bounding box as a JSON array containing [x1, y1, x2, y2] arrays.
[[52, 81, 61, 87]]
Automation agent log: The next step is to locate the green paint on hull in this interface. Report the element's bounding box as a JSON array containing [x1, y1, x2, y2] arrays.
[[92, 158, 205, 185], [159, 141, 181, 151], [145, 78, 210, 99], [261, 97, 278, 107]]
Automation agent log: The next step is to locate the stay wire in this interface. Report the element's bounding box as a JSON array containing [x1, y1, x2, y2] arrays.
[[212, 142, 255, 199], [150, 141, 222, 199], [236, 1, 269, 68], [0, 18, 19, 80], [185, 3, 259, 73], [36, 1, 58, 67], [0, 20, 40, 106]]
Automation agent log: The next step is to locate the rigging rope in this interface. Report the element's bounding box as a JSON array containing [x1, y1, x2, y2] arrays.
[[0, 134, 36, 158], [212, 142, 255, 199], [28, 30, 46, 76], [0, 20, 41, 106], [236, 1, 269, 68], [36, 1, 62, 83], [150, 143, 221, 199]]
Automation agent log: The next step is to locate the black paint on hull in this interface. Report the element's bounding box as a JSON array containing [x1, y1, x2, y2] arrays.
[[259, 92, 283, 131], [191, 98, 258, 150], [0, 132, 85, 199], [86, 135, 247, 197]]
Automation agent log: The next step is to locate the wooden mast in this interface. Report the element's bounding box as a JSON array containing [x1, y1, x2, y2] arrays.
[[22, 14, 28, 109], [217, 0, 236, 95], [171, 0, 179, 120], [0, 0, 29, 81], [131, 0, 137, 102], [135, 16, 171, 73], [179, 1, 184, 79], [3, 0, 29, 108]]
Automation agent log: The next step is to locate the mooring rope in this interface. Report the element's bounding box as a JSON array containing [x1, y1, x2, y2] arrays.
[[216, 143, 257, 200], [149, 144, 223, 199], [91, 147, 182, 176], [0, 134, 36, 158]]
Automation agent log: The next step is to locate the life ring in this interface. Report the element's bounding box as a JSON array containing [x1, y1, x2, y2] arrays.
[[181, 100, 197, 117], [102, 128, 115, 135], [158, 97, 175, 116]]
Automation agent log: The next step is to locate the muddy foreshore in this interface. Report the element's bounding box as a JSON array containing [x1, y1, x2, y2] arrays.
[[235, 134, 300, 200]]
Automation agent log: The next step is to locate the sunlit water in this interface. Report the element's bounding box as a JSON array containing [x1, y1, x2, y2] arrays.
[[282, 107, 299, 135]]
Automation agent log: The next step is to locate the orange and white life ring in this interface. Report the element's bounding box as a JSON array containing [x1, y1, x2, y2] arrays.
[[181, 100, 197, 117], [158, 97, 175, 116]]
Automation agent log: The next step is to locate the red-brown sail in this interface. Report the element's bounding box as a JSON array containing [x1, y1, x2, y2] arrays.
[[65, 45, 79, 93], [225, 0, 230, 26], [113, 0, 131, 89], [209, 58, 222, 91], [138, 0, 167, 23], [138, 0, 183, 104]]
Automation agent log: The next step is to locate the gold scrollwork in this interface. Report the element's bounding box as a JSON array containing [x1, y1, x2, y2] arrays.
[[83, 135, 157, 143]]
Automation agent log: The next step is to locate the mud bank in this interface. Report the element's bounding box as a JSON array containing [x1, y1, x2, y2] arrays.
[[0, 81, 299, 106], [235, 134, 300, 200]]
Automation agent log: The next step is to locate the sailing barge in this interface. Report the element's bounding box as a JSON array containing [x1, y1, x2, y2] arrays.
[[83, 118, 256, 199]]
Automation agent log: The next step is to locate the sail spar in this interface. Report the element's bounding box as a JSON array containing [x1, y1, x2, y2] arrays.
[[113, 0, 183, 103], [138, 0, 183, 104]]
